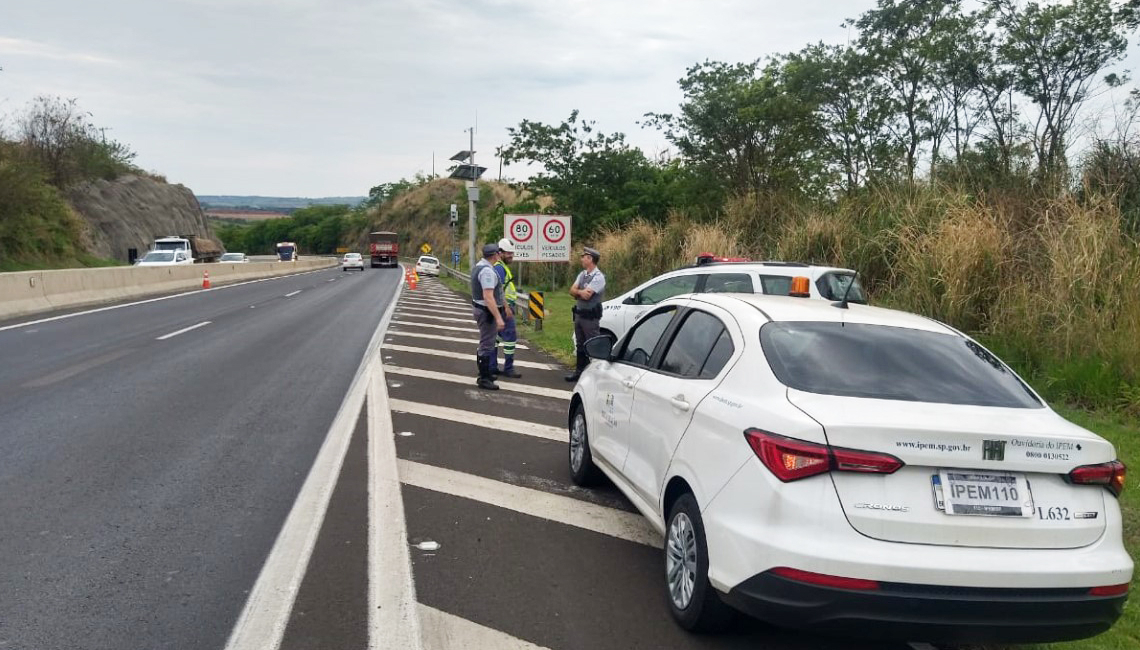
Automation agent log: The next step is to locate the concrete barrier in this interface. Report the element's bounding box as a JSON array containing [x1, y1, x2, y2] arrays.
[[0, 271, 51, 317], [0, 259, 337, 321]]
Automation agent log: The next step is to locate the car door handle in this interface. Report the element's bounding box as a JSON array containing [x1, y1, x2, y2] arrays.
[[622, 378, 636, 388], [670, 395, 690, 411]]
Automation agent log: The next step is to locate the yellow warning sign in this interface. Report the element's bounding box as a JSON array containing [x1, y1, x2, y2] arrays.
[[421, 243, 432, 254]]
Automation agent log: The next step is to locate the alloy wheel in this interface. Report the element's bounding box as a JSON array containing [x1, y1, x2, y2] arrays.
[[666, 512, 697, 610]]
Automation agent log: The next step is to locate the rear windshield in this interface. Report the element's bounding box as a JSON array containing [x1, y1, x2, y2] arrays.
[[221, 253, 243, 261], [759, 322, 1041, 408], [420, 256, 439, 264]]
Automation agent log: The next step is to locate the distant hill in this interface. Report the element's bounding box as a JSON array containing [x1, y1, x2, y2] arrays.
[[196, 195, 366, 211]]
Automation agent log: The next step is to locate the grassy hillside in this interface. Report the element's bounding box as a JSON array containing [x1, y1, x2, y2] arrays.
[[0, 146, 118, 271], [354, 178, 540, 259]]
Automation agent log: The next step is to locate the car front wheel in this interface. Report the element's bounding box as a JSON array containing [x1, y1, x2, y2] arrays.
[[568, 405, 602, 486], [666, 493, 734, 632]]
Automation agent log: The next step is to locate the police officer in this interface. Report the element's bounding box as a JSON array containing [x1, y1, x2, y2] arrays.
[[492, 238, 521, 379], [565, 246, 606, 382], [471, 243, 506, 390]]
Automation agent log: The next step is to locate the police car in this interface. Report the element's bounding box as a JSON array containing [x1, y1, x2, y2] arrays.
[[597, 255, 865, 345]]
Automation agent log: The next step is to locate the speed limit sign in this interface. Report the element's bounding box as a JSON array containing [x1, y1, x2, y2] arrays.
[[510, 217, 534, 243], [538, 215, 571, 261], [504, 214, 571, 261], [504, 214, 538, 261]]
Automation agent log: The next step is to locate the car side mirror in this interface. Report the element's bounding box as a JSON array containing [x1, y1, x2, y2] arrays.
[[622, 295, 636, 305], [584, 335, 614, 361]]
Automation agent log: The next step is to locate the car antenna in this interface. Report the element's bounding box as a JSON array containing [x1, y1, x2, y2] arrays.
[[831, 271, 858, 310]]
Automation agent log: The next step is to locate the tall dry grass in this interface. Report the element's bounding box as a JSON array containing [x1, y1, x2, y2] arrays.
[[595, 185, 1140, 411]]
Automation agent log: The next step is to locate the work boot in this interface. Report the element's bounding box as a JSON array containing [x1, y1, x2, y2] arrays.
[[500, 357, 522, 379], [476, 354, 500, 391], [564, 350, 588, 382]]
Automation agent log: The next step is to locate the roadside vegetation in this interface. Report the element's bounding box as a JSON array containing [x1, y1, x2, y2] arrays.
[[0, 96, 136, 270]]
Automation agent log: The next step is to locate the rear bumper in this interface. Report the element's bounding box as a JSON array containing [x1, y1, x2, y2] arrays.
[[721, 570, 1127, 643]]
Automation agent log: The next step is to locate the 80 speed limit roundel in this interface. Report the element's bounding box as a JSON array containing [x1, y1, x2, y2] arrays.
[[510, 218, 534, 242]]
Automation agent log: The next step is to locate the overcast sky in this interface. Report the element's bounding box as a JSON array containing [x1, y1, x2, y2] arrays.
[[1, 0, 1136, 197]]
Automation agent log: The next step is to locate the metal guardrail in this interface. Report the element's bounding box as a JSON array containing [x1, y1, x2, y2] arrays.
[[439, 263, 470, 282]]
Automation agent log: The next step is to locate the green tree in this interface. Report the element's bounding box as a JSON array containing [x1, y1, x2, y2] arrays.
[[989, 0, 1131, 184], [499, 110, 669, 233], [644, 59, 828, 199], [783, 44, 900, 194], [850, 0, 964, 183]]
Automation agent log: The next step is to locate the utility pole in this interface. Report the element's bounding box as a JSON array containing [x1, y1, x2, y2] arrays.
[[447, 130, 486, 273], [466, 126, 477, 274]]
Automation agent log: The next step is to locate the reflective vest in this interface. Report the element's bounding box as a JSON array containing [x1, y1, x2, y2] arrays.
[[494, 260, 517, 303]]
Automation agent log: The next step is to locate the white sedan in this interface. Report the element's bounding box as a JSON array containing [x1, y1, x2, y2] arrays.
[[415, 255, 440, 276], [135, 250, 193, 266], [341, 253, 365, 272], [568, 293, 1131, 644]]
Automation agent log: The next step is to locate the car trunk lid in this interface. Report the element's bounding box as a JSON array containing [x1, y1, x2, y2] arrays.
[[786, 389, 1112, 549]]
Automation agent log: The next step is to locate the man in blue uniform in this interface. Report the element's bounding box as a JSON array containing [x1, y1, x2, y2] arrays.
[[470, 243, 506, 390], [565, 246, 606, 382]]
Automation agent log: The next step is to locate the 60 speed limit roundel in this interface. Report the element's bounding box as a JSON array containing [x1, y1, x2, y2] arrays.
[[510, 217, 534, 242], [543, 220, 567, 243]]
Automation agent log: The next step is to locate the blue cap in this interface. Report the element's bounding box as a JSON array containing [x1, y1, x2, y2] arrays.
[[482, 243, 499, 257]]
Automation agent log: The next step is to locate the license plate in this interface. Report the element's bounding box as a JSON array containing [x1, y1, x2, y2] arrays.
[[931, 470, 1033, 517]]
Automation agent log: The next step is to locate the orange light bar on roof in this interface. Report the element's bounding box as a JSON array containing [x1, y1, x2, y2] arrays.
[[789, 276, 811, 297]]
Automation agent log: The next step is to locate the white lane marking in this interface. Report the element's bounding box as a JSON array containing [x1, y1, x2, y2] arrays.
[[396, 305, 471, 321], [369, 358, 424, 649], [384, 365, 572, 400], [389, 399, 564, 442], [397, 305, 471, 316], [399, 460, 661, 547], [391, 320, 478, 334], [0, 268, 333, 333], [155, 320, 212, 340], [908, 644, 939, 650], [419, 604, 550, 650], [223, 274, 403, 650], [327, 278, 337, 282], [399, 298, 469, 311], [284, 290, 302, 298], [386, 330, 529, 350], [400, 292, 464, 301], [381, 344, 559, 370]]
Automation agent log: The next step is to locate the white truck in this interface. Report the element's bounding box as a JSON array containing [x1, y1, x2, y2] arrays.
[[151, 235, 223, 263]]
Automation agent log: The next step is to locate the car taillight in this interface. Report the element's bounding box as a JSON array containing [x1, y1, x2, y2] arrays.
[[744, 429, 903, 482], [769, 567, 880, 591], [1068, 460, 1126, 497], [1088, 583, 1130, 597]]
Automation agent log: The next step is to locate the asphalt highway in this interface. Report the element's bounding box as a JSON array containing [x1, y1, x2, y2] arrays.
[[0, 269, 929, 650], [0, 266, 400, 650]]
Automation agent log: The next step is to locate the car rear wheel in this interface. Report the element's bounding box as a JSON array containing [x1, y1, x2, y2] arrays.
[[568, 405, 602, 486], [666, 493, 734, 632]]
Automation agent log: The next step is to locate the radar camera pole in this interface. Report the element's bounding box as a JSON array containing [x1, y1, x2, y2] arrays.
[[466, 127, 477, 274]]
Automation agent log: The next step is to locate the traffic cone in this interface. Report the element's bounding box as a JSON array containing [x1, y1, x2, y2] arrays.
[[202, 270, 210, 289], [409, 273, 418, 290]]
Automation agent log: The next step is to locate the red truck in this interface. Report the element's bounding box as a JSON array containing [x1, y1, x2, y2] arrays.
[[369, 231, 399, 268]]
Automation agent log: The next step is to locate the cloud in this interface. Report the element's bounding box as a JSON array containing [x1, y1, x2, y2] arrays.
[[0, 37, 119, 65], [3, 0, 1135, 196]]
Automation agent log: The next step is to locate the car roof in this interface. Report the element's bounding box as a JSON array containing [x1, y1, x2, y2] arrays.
[[666, 261, 855, 276], [678, 293, 955, 335]]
